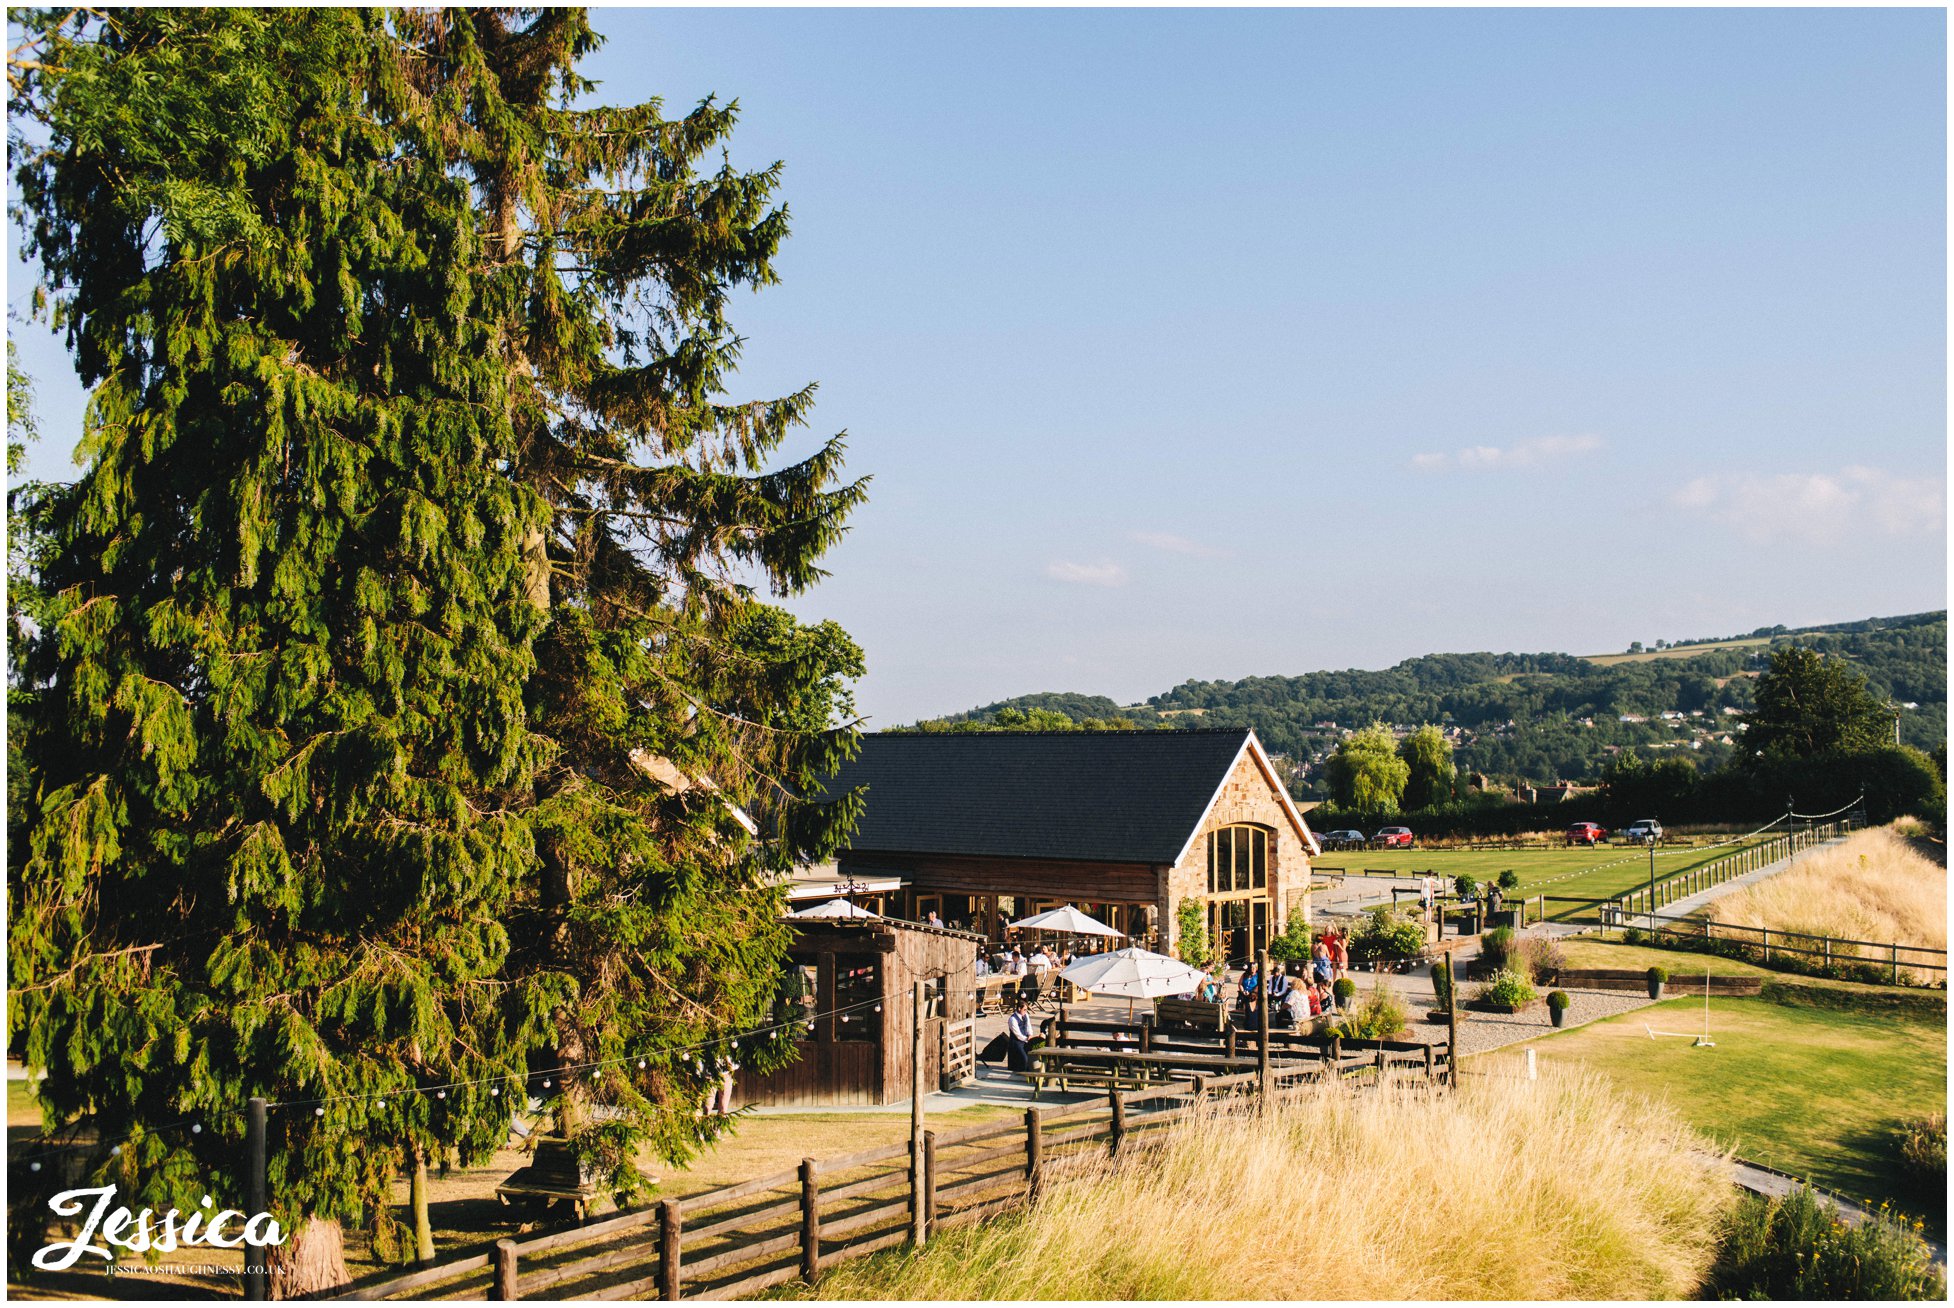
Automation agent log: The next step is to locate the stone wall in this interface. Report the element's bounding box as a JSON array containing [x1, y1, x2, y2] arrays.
[[1160, 744, 1312, 957]]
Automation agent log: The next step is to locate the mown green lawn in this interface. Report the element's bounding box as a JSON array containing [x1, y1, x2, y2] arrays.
[[1496, 997, 1946, 1220], [1313, 840, 1771, 906]]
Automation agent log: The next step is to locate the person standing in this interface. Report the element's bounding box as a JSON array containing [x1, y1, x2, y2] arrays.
[[1331, 928, 1350, 981], [1006, 998, 1036, 1072], [1312, 937, 1333, 989]]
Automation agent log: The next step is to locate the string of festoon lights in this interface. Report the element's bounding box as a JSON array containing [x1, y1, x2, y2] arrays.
[[13, 988, 914, 1168]]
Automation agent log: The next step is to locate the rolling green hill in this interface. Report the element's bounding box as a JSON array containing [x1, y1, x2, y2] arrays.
[[916, 612, 1945, 792]]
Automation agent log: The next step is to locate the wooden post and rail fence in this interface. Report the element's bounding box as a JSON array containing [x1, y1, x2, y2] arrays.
[[332, 1033, 1452, 1302]]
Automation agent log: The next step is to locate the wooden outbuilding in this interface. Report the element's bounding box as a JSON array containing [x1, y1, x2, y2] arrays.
[[735, 916, 981, 1108]]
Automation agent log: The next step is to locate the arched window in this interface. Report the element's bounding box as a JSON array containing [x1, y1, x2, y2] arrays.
[[1206, 825, 1268, 895]]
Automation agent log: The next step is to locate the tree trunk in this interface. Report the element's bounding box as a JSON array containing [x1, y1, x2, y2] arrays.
[[410, 1148, 435, 1265], [270, 1217, 349, 1300]]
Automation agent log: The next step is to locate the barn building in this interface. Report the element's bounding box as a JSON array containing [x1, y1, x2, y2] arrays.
[[824, 728, 1318, 965]]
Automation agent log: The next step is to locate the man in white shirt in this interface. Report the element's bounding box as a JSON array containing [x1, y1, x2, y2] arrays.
[[1009, 949, 1027, 977], [1027, 947, 1052, 979]]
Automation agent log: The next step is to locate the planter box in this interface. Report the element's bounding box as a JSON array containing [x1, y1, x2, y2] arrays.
[[1465, 996, 1545, 1015], [1423, 1009, 1456, 1024]]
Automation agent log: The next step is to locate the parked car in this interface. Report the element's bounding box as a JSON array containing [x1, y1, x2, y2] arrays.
[[1373, 826, 1414, 849], [1565, 822, 1606, 847], [1623, 819, 1664, 842], [1320, 829, 1366, 851]]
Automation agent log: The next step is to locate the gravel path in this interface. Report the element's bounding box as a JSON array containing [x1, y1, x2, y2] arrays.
[[1393, 987, 1659, 1057]]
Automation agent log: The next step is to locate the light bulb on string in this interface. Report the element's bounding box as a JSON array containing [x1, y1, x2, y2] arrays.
[[191, 1124, 202, 1135], [637, 1059, 647, 1070], [315, 1107, 326, 1116], [490, 1087, 500, 1097]]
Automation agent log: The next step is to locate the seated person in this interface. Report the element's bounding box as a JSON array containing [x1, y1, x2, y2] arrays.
[[1286, 980, 1313, 1027]]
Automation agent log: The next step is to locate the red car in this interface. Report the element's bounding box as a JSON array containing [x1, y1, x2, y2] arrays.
[[1373, 826, 1414, 849], [1565, 822, 1606, 847]]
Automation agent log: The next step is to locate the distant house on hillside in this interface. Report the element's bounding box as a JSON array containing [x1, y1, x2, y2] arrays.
[[1513, 782, 1597, 805], [823, 728, 1318, 964]]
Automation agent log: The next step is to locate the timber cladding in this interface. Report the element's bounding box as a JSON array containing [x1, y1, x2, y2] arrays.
[[736, 918, 980, 1109]]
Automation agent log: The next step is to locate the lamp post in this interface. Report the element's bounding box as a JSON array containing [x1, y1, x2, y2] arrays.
[[1645, 831, 1658, 931]]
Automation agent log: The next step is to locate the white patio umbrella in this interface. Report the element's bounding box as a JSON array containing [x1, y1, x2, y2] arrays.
[[1008, 905, 1124, 937], [789, 898, 880, 920], [1059, 946, 1207, 1018]]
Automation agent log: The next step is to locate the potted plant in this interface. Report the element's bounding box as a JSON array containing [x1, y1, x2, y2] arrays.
[[1646, 966, 1667, 1000], [1547, 990, 1570, 1028], [1333, 977, 1356, 1011]]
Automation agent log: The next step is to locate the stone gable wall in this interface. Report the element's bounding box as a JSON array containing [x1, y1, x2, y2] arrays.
[[1161, 746, 1311, 956]]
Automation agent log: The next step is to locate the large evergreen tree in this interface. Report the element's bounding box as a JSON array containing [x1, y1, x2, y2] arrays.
[[406, 8, 866, 1192], [9, 7, 864, 1288]]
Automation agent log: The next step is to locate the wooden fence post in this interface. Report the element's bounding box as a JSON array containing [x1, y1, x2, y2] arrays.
[[493, 1239, 519, 1301], [1024, 1109, 1043, 1202], [1257, 949, 1271, 1108], [910, 979, 926, 1250], [799, 1159, 820, 1281], [1225, 1027, 1237, 1058], [1139, 1022, 1153, 1054], [660, 1199, 682, 1301], [1109, 1089, 1126, 1155], [1374, 1048, 1387, 1083], [1891, 944, 1900, 985], [923, 1132, 938, 1237], [1443, 954, 1459, 1086], [1423, 1043, 1435, 1083]]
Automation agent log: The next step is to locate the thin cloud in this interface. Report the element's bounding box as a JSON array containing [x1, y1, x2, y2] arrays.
[[1130, 530, 1231, 560], [1412, 433, 1605, 473], [1669, 466, 1945, 546], [1044, 560, 1128, 587]]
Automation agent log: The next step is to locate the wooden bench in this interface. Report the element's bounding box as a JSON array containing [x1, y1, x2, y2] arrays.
[[496, 1139, 600, 1221], [1027, 1050, 1171, 1097], [1154, 996, 1226, 1032]]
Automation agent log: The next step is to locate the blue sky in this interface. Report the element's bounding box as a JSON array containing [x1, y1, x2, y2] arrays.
[[10, 8, 1946, 725]]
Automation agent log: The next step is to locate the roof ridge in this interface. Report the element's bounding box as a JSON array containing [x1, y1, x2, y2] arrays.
[[871, 726, 1251, 738]]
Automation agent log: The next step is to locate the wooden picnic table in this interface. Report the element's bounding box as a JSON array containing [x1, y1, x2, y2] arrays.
[[1039, 1048, 1267, 1072]]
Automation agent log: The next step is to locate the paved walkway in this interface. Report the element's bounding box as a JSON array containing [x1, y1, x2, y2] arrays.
[[1628, 833, 1848, 926], [1728, 1156, 1946, 1267]]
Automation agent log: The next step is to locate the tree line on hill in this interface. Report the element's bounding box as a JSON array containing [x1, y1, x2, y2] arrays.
[[1310, 645, 1942, 832], [915, 612, 1945, 790]]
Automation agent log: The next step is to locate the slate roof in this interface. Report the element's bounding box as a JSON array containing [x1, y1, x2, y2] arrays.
[[823, 729, 1263, 865]]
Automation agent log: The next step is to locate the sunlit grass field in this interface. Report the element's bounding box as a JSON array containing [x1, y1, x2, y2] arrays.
[[778, 1071, 1734, 1301], [1313, 839, 1775, 905], [1501, 997, 1945, 1220]]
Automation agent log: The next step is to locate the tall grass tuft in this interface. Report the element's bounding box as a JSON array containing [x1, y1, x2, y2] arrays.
[[794, 1070, 1733, 1300], [1709, 826, 1945, 980]]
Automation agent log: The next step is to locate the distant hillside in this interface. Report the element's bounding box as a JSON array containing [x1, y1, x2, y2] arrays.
[[912, 612, 1945, 793]]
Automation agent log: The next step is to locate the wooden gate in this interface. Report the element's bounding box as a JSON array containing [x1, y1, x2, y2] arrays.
[[940, 1016, 976, 1088]]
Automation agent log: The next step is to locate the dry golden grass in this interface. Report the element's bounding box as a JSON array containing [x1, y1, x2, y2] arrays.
[[794, 1069, 1734, 1301], [1707, 825, 1945, 978]]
